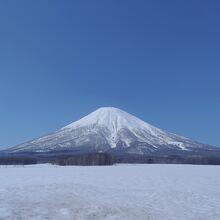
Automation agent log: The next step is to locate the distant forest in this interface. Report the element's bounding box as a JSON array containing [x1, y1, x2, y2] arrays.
[[1, 153, 220, 166], [0, 156, 37, 165], [53, 153, 113, 166]]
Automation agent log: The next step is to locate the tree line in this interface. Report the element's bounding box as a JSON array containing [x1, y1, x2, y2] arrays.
[[53, 153, 114, 166], [1, 153, 220, 166], [0, 156, 37, 165]]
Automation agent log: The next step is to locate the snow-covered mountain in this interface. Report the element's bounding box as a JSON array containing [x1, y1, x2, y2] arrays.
[[4, 107, 219, 155]]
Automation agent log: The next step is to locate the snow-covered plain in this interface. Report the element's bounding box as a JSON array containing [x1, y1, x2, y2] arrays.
[[0, 164, 220, 220]]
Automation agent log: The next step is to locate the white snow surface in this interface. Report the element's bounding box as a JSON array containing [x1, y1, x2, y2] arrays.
[[62, 107, 175, 148], [0, 164, 220, 220], [61, 107, 193, 149], [7, 107, 214, 153], [63, 107, 158, 133]]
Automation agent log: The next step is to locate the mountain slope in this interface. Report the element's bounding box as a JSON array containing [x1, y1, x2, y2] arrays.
[[4, 107, 219, 156]]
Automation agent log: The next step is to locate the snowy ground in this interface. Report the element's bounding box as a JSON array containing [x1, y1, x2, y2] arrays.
[[0, 164, 220, 220]]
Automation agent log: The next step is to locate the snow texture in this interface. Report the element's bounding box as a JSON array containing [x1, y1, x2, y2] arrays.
[[6, 107, 216, 154], [0, 164, 220, 220]]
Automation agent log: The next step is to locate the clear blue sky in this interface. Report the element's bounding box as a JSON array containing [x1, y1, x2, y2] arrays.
[[0, 0, 220, 149]]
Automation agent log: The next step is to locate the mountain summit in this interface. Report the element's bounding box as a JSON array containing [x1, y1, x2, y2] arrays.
[[4, 107, 218, 155]]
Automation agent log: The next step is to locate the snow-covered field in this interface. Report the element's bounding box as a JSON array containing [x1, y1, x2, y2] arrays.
[[0, 164, 220, 220]]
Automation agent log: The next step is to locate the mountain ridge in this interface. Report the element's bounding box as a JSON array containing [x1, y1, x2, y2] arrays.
[[2, 107, 219, 156]]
